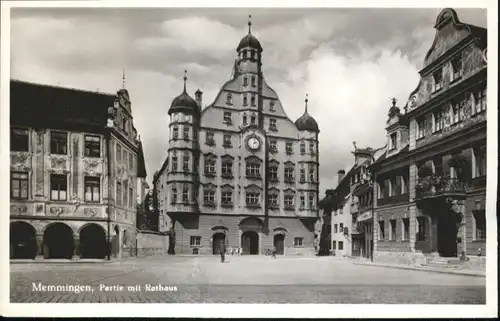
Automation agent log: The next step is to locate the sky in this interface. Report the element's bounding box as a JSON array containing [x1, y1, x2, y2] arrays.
[[10, 6, 487, 197]]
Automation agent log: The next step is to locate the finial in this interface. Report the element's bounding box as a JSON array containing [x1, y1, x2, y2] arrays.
[[248, 15, 252, 34], [353, 141, 357, 150], [391, 97, 397, 107], [183, 69, 187, 92], [122, 68, 126, 89], [305, 93, 309, 113]]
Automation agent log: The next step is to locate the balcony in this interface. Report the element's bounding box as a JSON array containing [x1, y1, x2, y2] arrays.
[[415, 176, 466, 207]]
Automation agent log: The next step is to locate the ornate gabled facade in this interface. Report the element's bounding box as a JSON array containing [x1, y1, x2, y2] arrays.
[[158, 18, 320, 255], [10, 80, 147, 260], [369, 8, 487, 265]]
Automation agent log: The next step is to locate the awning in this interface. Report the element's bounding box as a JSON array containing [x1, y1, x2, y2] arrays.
[[357, 211, 372, 223]]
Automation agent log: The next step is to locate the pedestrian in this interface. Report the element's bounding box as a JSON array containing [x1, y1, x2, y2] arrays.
[[219, 240, 226, 263], [272, 245, 277, 259]]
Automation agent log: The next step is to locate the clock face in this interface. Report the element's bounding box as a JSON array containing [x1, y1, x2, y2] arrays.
[[247, 137, 260, 150]]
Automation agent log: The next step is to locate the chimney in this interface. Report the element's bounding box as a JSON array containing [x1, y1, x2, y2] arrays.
[[337, 170, 345, 184], [195, 89, 203, 108]]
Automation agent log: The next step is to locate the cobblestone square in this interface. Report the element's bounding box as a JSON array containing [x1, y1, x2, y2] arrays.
[[10, 255, 486, 304]]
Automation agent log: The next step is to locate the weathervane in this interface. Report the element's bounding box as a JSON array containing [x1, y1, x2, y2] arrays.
[[248, 15, 252, 34], [183, 69, 188, 92], [305, 93, 309, 113]]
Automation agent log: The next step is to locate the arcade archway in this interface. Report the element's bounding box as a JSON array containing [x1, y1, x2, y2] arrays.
[[10, 221, 37, 259], [241, 231, 259, 255], [79, 224, 107, 259], [43, 223, 74, 259]]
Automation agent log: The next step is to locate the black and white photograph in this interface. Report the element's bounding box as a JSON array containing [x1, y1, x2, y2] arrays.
[[1, 0, 497, 318]]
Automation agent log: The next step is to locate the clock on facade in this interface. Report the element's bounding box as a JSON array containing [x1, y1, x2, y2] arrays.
[[247, 136, 260, 150]]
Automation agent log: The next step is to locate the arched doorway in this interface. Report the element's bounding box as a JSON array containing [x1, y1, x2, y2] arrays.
[[212, 233, 226, 255], [79, 224, 107, 259], [241, 231, 259, 255], [273, 234, 285, 255], [10, 222, 37, 259], [43, 223, 74, 259]]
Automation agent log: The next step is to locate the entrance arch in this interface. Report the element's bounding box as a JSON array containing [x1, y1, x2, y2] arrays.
[[79, 224, 107, 259], [10, 221, 37, 259], [212, 232, 226, 255], [241, 231, 259, 255], [273, 234, 285, 255], [43, 223, 74, 259]]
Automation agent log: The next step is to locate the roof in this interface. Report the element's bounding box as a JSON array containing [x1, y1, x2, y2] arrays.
[[153, 156, 169, 185], [10, 79, 115, 132], [168, 89, 200, 116], [236, 33, 263, 52], [137, 140, 147, 178], [295, 110, 319, 132]]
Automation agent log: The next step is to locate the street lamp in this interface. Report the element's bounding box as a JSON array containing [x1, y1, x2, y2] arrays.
[[106, 101, 118, 260]]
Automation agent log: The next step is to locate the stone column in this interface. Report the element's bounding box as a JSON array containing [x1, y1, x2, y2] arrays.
[[73, 234, 80, 258], [409, 205, 417, 252], [430, 216, 438, 253]]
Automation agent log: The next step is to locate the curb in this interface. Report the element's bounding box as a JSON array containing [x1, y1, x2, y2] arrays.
[[352, 261, 486, 277], [9, 254, 168, 264]]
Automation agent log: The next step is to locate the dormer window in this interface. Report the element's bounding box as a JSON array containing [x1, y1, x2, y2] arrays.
[[389, 133, 397, 150], [243, 95, 248, 106], [433, 69, 443, 92], [223, 111, 232, 125], [451, 56, 463, 82], [251, 75, 256, 87], [269, 118, 277, 132], [226, 93, 233, 105], [269, 101, 275, 112], [243, 76, 248, 86], [251, 93, 256, 106]]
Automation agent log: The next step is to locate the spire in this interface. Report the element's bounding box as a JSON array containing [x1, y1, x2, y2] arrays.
[[248, 15, 252, 34], [183, 69, 187, 92], [122, 68, 126, 89], [305, 93, 309, 113], [391, 97, 397, 107]]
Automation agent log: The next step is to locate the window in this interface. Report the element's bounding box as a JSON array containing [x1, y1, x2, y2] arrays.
[[172, 155, 178, 172], [309, 142, 315, 155], [339, 223, 344, 233], [402, 218, 410, 241], [269, 194, 278, 207], [206, 132, 215, 145], [389, 219, 397, 241], [251, 115, 256, 125], [123, 151, 128, 170], [223, 112, 232, 124], [269, 119, 277, 131], [389, 133, 397, 150], [251, 51, 255, 60], [416, 118, 425, 140], [203, 190, 215, 205], [300, 195, 305, 209], [452, 101, 462, 124], [294, 237, 303, 247], [284, 195, 294, 208], [243, 114, 247, 125], [243, 95, 248, 106], [269, 166, 278, 181], [172, 126, 179, 140], [473, 210, 486, 240], [246, 163, 260, 177], [251, 93, 256, 106], [84, 177, 100, 202], [286, 142, 293, 155], [50, 131, 67, 155], [122, 117, 128, 133], [332, 241, 336, 250], [182, 186, 189, 203], [116, 181, 122, 206], [378, 220, 385, 240], [221, 191, 232, 205], [473, 146, 486, 178], [226, 93, 232, 104], [222, 160, 233, 177], [339, 207, 343, 215], [129, 187, 134, 208], [116, 144, 122, 163], [416, 217, 427, 241], [300, 142, 306, 155], [123, 181, 128, 208], [308, 194, 314, 208], [245, 192, 260, 206], [243, 76, 248, 86], [390, 177, 401, 196], [474, 89, 486, 114], [251, 75, 256, 87], [451, 56, 463, 81], [309, 165, 315, 182], [183, 126, 189, 140], [269, 140, 277, 153], [284, 167, 294, 182], [11, 172, 28, 199], [171, 187, 177, 204], [334, 224, 338, 233], [190, 236, 201, 247], [83, 135, 101, 158], [50, 174, 67, 201], [300, 168, 305, 182], [11, 128, 29, 152], [270, 101, 275, 112], [204, 158, 216, 176], [223, 134, 232, 148], [129, 154, 134, 171], [377, 182, 385, 199], [433, 69, 443, 92], [433, 109, 444, 132], [401, 176, 408, 195], [338, 241, 344, 250], [183, 155, 190, 172]]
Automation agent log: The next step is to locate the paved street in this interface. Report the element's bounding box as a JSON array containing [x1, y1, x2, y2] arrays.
[[10, 255, 485, 303]]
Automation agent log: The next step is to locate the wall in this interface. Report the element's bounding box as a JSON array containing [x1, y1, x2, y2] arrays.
[[136, 231, 169, 256]]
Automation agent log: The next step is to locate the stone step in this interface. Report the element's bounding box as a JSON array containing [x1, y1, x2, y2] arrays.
[[425, 262, 462, 269]]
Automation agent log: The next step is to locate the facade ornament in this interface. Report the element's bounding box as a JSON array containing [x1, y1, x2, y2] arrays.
[[49, 207, 64, 216], [84, 208, 98, 217], [10, 204, 28, 213]]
